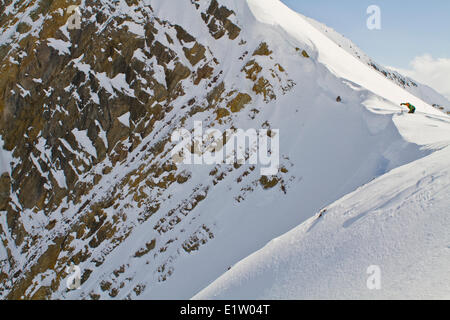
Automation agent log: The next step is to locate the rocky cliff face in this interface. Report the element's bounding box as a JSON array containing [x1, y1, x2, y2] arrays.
[[0, 0, 448, 300]]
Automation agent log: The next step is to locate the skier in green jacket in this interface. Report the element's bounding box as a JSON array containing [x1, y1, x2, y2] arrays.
[[401, 102, 416, 114]]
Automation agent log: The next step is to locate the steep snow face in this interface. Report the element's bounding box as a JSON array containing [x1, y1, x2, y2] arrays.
[[0, 0, 449, 300], [304, 16, 450, 112], [246, 0, 444, 117], [194, 146, 450, 300], [132, 0, 450, 300]]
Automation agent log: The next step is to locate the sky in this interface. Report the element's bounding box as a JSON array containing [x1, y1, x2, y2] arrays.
[[281, 0, 450, 100]]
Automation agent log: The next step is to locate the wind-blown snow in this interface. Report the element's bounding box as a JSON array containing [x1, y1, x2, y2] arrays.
[[71, 129, 97, 158]]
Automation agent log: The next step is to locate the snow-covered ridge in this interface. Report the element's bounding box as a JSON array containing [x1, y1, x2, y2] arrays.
[[0, 0, 449, 300], [303, 14, 450, 112]]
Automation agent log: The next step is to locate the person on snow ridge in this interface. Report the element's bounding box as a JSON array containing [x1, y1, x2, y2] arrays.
[[401, 102, 416, 114]]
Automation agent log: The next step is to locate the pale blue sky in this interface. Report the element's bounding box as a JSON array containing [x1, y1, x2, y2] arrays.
[[281, 0, 450, 69]]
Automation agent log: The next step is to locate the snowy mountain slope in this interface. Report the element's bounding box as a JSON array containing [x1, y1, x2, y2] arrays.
[[189, 1, 450, 298], [386, 66, 450, 114], [194, 145, 450, 300], [304, 15, 450, 113], [246, 0, 445, 117], [137, 0, 450, 300], [0, 0, 448, 300]]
